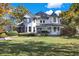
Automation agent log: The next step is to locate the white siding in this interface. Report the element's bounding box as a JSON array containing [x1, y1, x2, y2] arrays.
[[23, 15, 61, 35], [24, 18, 37, 33], [36, 17, 60, 25]]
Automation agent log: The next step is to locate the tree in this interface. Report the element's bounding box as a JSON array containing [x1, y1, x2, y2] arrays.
[[0, 3, 12, 33], [60, 3, 79, 36], [0, 3, 11, 16], [11, 4, 28, 22]]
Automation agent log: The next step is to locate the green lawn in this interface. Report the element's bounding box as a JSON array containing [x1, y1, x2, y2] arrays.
[[0, 36, 79, 56]]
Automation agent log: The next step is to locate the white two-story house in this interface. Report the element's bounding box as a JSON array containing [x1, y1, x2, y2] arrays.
[[17, 12, 61, 35]]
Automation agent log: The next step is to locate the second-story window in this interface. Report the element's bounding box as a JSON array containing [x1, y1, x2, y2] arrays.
[[53, 17, 56, 22], [29, 18, 32, 23], [27, 18, 31, 23], [40, 20, 42, 23], [43, 20, 45, 23]]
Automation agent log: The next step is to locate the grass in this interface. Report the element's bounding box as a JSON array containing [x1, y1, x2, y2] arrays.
[[0, 36, 79, 56]]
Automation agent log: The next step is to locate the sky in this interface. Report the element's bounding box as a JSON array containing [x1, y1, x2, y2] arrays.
[[11, 3, 72, 15]]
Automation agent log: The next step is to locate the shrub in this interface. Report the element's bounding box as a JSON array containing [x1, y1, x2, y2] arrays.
[[18, 33, 36, 36], [0, 33, 7, 38], [6, 31, 18, 36], [61, 27, 76, 36], [40, 31, 49, 36]]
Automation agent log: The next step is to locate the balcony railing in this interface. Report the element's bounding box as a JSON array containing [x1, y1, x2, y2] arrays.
[[36, 22, 61, 26]]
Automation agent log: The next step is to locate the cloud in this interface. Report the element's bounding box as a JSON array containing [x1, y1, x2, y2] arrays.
[[45, 10, 53, 15], [46, 3, 63, 8], [45, 10, 61, 16], [55, 10, 61, 16]]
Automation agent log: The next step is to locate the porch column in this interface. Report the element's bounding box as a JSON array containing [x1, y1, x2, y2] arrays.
[[24, 25, 26, 32]]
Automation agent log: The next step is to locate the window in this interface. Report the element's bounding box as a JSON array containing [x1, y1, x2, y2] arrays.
[[53, 17, 56, 22], [53, 27, 56, 32], [48, 27, 51, 32], [33, 18, 36, 23], [27, 19, 29, 22], [58, 27, 60, 31], [40, 20, 42, 23], [33, 27, 35, 32], [43, 20, 45, 23], [24, 19, 27, 23], [37, 28, 42, 33], [29, 26, 31, 32], [29, 18, 32, 23], [26, 27, 27, 32], [27, 18, 31, 23]]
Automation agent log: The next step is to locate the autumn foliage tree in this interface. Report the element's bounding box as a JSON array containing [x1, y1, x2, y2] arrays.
[[60, 3, 79, 36], [0, 3, 12, 16], [0, 3, 12, 33], [12, 5, 28, 22]]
